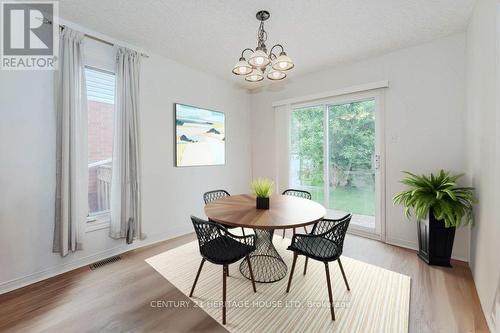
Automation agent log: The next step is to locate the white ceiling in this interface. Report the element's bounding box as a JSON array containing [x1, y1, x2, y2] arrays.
[[59, 0, 476, 88]]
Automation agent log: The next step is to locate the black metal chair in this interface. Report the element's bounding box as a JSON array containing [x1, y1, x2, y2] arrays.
[[281, 189, 312, 237], [189, 216, 257, 325], [203, 190, 246, 237], [286, 214, 352, 321]]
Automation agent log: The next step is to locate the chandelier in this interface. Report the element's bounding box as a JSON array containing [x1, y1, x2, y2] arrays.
[[232, 10, 294, 82]]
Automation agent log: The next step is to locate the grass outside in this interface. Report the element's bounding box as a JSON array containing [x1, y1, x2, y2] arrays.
[[303, 185, 375, 216]]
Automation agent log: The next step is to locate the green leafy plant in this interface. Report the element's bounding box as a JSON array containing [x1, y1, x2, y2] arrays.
[[393, 170, 475, 227], [250, 178, 274, 198]]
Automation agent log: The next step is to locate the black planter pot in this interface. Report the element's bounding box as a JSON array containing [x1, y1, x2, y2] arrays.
[[417, 209, 456, 267], [256, 197, 270, 209]]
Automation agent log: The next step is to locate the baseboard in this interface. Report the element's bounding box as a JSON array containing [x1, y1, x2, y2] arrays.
[[385, 237, 469, 263], [347, 228, 382, 241], [0, 227, 191, 295], [385, 237, 417, 251]]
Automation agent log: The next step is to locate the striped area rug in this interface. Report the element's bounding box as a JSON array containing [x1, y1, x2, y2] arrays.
[[146, 237, 410, 332]]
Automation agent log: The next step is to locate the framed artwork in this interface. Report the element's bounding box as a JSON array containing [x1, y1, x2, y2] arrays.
[[174, 103, 225, 167]]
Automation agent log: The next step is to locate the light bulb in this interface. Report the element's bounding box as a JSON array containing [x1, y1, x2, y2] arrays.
[[232, 58, 252, 75], [245, 69, 264, 82], [272, 52, 294, 71], [248, 49, 270, 68], [266, 69, 286, 80]]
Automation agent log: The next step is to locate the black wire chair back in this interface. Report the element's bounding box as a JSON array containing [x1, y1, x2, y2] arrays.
[[203, 189, 241, 231], [281, 189, 312, 236], [289, 214, 351, 261], [192, 215, 221, 248], [191, 216, 255, 265], [310, 214, 351, 255], [282, 189, 312, 200], [203, 190, 230, 204]]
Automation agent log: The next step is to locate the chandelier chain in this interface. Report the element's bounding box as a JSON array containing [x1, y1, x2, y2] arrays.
[[257, 21, 268, 50]]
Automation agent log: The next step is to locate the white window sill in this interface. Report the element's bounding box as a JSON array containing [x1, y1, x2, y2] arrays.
[[86, 213, 111, 233]]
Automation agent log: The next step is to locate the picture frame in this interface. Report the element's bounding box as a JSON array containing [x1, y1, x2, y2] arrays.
[[174, 103, 226, 167]]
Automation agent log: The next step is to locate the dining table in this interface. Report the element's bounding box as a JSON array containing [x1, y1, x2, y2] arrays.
[[204, 194, 326, 283]]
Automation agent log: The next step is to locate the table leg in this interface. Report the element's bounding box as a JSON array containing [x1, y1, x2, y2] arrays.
[[239, 229, 287, 283]]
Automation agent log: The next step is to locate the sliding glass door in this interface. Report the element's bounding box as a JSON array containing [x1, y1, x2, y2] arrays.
[[289, 92, 383, 237], [290, 106, 324, 203]]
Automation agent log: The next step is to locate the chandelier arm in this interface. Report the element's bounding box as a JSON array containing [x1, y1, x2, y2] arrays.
[[269, 44, 284, 59], [240, 48, 254, 59]]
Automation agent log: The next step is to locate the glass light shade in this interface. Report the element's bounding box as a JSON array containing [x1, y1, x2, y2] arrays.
[[248, 49, 270, 68], [272, 52, 294, 71], [232, 58, 252, 75], [267, 69, 286, 80], [245, 69, 264, 82]]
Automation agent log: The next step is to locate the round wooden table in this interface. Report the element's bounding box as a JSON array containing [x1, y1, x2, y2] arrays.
[[204, 194, 326, 283]]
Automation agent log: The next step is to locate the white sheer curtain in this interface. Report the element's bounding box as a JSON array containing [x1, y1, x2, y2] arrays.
[[53, 28, 87, 256], [109, 47, 143, 243], [493, 276, 500, 332]]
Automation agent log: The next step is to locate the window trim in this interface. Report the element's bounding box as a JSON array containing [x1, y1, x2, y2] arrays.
[[85, 64, 114, 76], [272, 80, 389, 107], [86, 216, 111, 233]]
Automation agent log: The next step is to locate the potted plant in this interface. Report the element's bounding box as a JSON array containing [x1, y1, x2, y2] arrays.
[[393, 170, 475, 267], [251, 178, 273, 209]]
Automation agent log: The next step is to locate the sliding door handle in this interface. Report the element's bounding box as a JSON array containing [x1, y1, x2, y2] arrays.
[[374, 154, 380, 170]]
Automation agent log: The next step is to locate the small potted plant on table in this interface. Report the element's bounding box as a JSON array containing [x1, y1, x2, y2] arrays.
[[251, 178, 273, 209], [393, 170, 475, 267]]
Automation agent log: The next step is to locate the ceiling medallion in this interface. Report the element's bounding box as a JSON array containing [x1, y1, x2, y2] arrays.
[[232, 10, 294, 82]]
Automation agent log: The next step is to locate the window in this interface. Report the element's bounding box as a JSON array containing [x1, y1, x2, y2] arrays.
[[289, 93, 382, 235], [86, 66, 115, 220]]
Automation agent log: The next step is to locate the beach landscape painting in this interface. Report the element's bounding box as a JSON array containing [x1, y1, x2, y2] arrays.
[[175, 103, 225, 166]]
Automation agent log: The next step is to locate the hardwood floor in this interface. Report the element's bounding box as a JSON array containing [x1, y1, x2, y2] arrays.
[[0, 232, 488, 333]]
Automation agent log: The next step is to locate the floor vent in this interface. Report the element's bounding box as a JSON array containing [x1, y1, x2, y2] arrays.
[[89, 255, 122, 270]]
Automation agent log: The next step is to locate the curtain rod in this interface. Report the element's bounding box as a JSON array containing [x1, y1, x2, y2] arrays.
[[41, 18, 149, 58], [61, 24, 150, 58]]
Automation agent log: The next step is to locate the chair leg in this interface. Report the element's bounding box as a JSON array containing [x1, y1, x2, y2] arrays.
[[286, 252, 298, 293], [303, 257, 309, 275], [303, 226, 308, 233], [282, 229, 286, 238], [337, 257, 350, 291], [222, 265, 227, 325], [241, 227, 246, 237], [189, 258, 206, 297], [246, 256, 257, 292], [293, 228, 296, 235], [324, 262, 335, 321]]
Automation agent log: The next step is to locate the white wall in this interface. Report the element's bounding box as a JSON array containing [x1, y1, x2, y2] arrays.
[[465, 0, 500, 330], [250, 33, 470, 260], [0, 26, 252, 293]]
